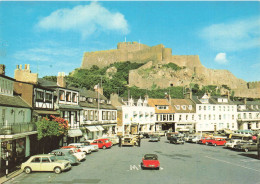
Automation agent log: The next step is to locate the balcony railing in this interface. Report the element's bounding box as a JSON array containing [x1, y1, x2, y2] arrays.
[[0, 122, 37, 135]]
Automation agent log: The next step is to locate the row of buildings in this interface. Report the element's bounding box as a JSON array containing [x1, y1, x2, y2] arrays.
[[1, 64, 260, 170]]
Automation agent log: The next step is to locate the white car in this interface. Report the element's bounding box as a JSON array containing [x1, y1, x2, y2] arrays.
[[225, 139, 243, 149], [61, 146, 86, 161], [68, 143, 93, 154], [191, 136, 201, 143], [80, 141, 99, 152]]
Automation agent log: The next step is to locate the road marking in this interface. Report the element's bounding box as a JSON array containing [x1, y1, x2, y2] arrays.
[[205, 156, 260, 173]]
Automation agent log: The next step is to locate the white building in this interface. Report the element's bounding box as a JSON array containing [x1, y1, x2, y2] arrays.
[[192, 94, 237, 132], [171, 98, 196, 133], [235, 100, 260, 130]]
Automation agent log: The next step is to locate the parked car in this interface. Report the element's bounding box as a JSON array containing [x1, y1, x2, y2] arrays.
[[79, 141, 99, 152], [61, 146, 86, 161], [149, 134, 160, 142], [208, 138, 226, 146], [169, 136, 185, 144], [154, 131, 166, 136], [166, 132, 179, 140], [91, 138, 112, 149], [141, 154, 160, 170], [50, 149, 79, 165], [140, 131, 152, 138], [198, 137, 214, 145], [233, 142, 258, 152], [21, 154, 71, 174], [122, 137, 137, 146], [191, 136, 202, 144], [68, 143, 94, 153], [106, 136, 120, 145], [225, 139, 243, 149]]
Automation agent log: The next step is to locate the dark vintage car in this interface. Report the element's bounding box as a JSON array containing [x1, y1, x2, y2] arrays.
[[50, 149, 79, 165], [141, 154, 160, 170], [169, 136, 185, 144], [149, 134, 160, 142], [233, 142, 257, 152]]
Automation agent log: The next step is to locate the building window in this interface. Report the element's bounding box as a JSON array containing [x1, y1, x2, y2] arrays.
[[125, 113, 128, 119], [179, 115, 182, 121], [219, 115, 221, 120], [84, 111, 88, 121], [182, 106, 186, 110], [45, 93, 52, 102], [186, 115, 188, 120], [199, 114, 201, 120], [163, 115, 168, 121], [213, 106, 215, 111], [208, 106, 211, 111], [223, 106, 225, 111], [204, 115, 206, 120], [227, 106, 230, 111], [232, 115, 234, 120], [219, 106, 221, 111], [204, 106, 206, 111], [72, 93, 77, 103], [59, 90, 65, 101], [199, 106, 201, 111], [249, 113, 252, 119], [243, 113, 246, 119], [169, 115, 173, 121], [36, 90, 44, 101], [192, 115, 194, 120], [209, 114, 211, 120], [175, 105, 180, 110], [213, 115, 215, 120], [188, 105, 192, 110], [66, 92, 71, 102], [112, 111, 116, 120]]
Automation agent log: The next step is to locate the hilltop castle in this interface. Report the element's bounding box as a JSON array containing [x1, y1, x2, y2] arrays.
[[81, 42, 260, 98]]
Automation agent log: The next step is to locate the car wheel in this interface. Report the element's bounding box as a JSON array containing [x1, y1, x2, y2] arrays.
[[54, 167, 62, 174], [156, 167, 160, 170], [214, 144, 217, 147], [24, 167, 32, 174], [244, 148, 249, 152], [205, 142, 208, 145], [102, 146, 106, 149]]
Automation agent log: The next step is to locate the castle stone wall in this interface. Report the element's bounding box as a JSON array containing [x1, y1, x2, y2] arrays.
[[248, 81, 260, 89], [117, 41, 149, 52]]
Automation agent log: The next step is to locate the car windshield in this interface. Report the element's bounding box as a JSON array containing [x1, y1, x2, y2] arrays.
[[50, 156, 57, 162], [144, 155, 158, 160], [93, 140, 98, 143]]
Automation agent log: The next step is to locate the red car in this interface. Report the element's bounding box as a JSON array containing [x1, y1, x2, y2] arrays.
[[208, 138, 226, 146], [199, 137, 214, 145], [91, 138, 112, 149], [141, 154, 160, 170]]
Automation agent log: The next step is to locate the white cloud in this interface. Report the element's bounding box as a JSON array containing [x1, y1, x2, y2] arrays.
[[214, 53, 228, 64], [200, 16, 260, 51], [36, 2, 129, 38]]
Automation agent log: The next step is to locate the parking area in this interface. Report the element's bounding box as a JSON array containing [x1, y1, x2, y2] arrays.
[[4, 137, 260, 184]]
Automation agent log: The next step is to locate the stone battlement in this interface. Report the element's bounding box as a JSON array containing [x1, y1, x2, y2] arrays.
[[247, 81, 260, 89]]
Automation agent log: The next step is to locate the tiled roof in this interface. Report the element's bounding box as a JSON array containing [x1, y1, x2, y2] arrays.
[[171, 99, 196, 113], [79, 89, 107, 100], [147, 98, 174, 113], [0, 94, 31, 108]]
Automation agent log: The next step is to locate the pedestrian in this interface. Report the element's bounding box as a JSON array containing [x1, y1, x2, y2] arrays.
[[119, 136, 122, 147], [138, 135, 141, 147]]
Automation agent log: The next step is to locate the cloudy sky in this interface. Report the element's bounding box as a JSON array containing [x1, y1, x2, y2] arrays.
[[0, 1, 259, 82]]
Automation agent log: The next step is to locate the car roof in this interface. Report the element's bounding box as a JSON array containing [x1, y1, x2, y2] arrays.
[[144, 154, 158, 157], [51, 149, 70, 152], [31, 154, 52, 157]]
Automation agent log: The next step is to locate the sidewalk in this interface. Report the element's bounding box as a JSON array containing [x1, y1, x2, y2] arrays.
[[0, 167, 23, 184]]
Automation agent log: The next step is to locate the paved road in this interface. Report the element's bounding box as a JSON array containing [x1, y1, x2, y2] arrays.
[[5, 137, 260, 184]]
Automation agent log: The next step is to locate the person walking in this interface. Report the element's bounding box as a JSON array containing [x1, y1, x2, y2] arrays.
[[119, 136, 122, 147], [138, 134, 141, 147]]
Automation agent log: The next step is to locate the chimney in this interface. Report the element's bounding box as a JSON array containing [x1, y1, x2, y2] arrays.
[[57, 72, 66, 88], [0, 64, 5, 75], [14, 64, 38, 84], [94, 85, 103, 95]]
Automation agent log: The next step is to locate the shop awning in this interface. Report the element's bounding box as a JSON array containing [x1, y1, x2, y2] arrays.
[[33, 110, 60, 115], [86, 126, 99, 132], [68, 129, 83, 137], [96, 125, 104, 131]]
